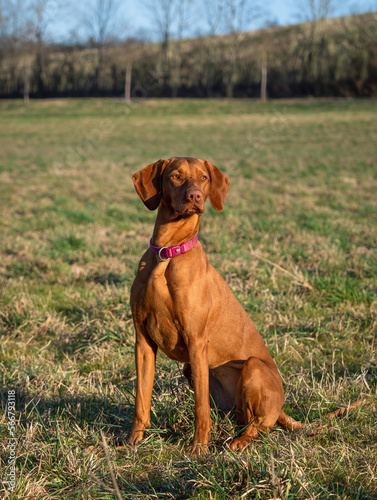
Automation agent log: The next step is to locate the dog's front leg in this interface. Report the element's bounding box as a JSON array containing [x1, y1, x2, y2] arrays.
[[187, 338, 211, 455], [128, 323, 157, 446]]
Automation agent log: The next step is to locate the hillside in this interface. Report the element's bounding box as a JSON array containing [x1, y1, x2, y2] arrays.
[[0, 11, 377, 98]]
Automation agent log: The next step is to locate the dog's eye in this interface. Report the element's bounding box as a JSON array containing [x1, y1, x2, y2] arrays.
[[201, 175, 207, 181], [171, 173, 180, 180]]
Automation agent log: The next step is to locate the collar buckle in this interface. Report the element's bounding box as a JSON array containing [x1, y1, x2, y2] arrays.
[[158, 247, 170, 261]]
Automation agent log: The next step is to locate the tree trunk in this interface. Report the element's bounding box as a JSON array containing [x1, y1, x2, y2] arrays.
[[24, 65, 30, 103], [226, 41, 237, 98], [161, 34, 170, 92], [260, 52, 267, 102], [35, 51, 44, 96], [206, 37, 215, 97], [226, 32, 239, 98], [95, 46, 104, 93], [125, 63, 132, 101], [172, 42, 181, 98]]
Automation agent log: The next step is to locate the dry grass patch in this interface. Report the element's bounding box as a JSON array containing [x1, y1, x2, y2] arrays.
[[0, 98, 376, 499]]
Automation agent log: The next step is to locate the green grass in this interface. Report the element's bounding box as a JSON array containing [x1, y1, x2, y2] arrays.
[[0, 98, 376, 499]]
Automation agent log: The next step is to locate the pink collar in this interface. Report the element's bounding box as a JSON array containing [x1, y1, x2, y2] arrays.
[[150, 235, 198, 261]]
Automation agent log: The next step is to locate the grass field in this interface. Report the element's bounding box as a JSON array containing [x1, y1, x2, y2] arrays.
[[0, 98, 376, 499]]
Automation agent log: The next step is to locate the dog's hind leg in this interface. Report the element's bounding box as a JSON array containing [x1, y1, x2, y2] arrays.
[[228, 357, 284, 451]]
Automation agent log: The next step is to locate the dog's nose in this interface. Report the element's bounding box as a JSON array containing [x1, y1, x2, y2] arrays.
[[186, 188, 203, 204]]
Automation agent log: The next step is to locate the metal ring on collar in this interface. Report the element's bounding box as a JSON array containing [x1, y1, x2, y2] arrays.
[[158, 247, 170, 261]]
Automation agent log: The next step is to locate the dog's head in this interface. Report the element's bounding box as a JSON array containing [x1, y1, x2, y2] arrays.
[[133, 157, 230, 216]]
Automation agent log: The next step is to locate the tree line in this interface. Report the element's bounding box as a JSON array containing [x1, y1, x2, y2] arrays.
[[0, 0, 376, 99]]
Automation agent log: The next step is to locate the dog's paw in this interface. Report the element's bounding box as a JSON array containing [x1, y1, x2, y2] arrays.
[[189, 442, 209, 457], [228, 436, 252, 452], [127, 430, 144, 447]]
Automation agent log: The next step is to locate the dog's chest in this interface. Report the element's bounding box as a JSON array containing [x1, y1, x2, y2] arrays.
[[142, 269, 190, 363]]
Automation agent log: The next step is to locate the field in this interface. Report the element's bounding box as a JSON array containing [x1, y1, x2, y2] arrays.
[[0, 98, 376, 499]]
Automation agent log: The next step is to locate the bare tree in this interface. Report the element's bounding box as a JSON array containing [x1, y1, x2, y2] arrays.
[[142, 0, 183, 90], [198, 0, 225, 96], [0, 0, 26, 49], [297, 0, 340, 22], [82, 0, 122, 47], [0, 0, 6, 43], [28, 0, 54, 94], [0, 0, 26, 98], [260, 49, 267, 101], [171, 0, 192, 97], [15, 0, 66, 97], [295, 0, 341, 88], [124, 62, 132, 101], [80, 0, 122, 91], [223, 0, 265, 97]]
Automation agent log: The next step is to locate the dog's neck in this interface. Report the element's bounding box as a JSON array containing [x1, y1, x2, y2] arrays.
[[151, 208, 201, 248]]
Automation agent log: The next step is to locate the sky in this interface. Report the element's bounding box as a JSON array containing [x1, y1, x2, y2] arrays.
[[50, 0, 373, 44], [123, 0, 296, 33], [53, 0, 291, 43], [120, 0, 371, 33]]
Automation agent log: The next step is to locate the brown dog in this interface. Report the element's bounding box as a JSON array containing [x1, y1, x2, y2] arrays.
[[129, 157, 363, 453]]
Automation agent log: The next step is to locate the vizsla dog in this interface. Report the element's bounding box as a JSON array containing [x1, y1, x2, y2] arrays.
[[129, 157, 363, 453]]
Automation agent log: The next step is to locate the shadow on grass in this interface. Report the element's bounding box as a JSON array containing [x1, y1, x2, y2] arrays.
[[0, 363, 194, 448], [0, 384, 134, 443]]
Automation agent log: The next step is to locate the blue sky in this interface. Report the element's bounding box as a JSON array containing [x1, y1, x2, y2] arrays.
[[124, 0, 295, 32], [51, 0, 371, 43], [116, 0, 304, 35], [51, 0, 296, 42]]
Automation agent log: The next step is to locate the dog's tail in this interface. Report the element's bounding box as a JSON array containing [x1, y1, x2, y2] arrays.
[[277, 399, 365, 436]]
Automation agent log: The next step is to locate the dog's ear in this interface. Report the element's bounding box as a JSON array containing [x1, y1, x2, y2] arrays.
[[132, 159, 169, 210], [204, 160, 230, 212]]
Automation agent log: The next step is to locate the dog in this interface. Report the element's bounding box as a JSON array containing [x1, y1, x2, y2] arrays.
[[128, 157, 364, 453]]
